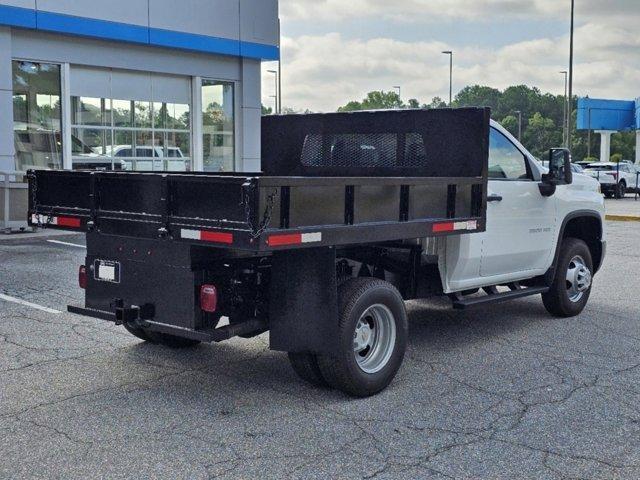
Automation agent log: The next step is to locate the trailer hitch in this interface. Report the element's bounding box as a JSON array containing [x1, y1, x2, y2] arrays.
[[113, 299, 155, 326]]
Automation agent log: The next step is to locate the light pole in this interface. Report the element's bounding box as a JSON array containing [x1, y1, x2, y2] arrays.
[[277, 18, 282, 114], [442, 50, 453, 106], [267, 69, 278, 114], [514, 110, 523, 141], [393, 86, 401, 108], [560, 70, 568, 147], [567, 0, 575, 150]]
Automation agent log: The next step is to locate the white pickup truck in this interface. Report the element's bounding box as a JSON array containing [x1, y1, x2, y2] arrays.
[[29, 110, 606, 397]]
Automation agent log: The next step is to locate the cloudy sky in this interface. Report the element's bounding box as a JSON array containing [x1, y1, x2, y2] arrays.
[[261, 0, 640, 112]]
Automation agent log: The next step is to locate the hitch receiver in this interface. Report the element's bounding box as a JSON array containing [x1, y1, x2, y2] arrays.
[[113, 299, 155, 326]]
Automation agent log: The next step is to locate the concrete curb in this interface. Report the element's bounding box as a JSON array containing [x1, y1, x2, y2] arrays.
[[0, 229, 80, 241], [606, 215, 640, 222]]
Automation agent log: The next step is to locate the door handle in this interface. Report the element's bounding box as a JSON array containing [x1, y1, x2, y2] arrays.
[[487, 194, 503, 203]]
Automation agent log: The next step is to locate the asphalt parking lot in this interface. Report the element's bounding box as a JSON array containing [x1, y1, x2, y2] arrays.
[[1, 220, 640, 479]]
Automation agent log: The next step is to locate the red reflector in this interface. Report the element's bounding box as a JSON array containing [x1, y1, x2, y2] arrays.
[[433, 222, 455, 233], [267, 233, 302, 247], [78, 265, 87, 289], [200, 231, 234, 244], [200, 285, 218, 313], [57, 216, 82, 228]]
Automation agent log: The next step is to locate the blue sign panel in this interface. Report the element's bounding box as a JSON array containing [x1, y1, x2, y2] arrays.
[[577, 98, 636, 131]]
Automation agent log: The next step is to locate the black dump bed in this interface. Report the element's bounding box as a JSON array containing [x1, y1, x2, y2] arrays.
[[28, 108, 490, 253]]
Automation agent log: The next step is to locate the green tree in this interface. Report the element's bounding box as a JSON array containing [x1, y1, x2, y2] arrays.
[[523, 112, 562, 159], [426, 96, 447, 109], [261, 104, 273, 115], [611, 132, 635, 160], [497, 85, 537, 120], [338, 91, 404, 111], [454, 85, 501, 111], [500, 115, 519, 139]]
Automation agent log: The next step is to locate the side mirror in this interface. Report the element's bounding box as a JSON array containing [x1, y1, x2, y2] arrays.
[[548, 148, 573, 185], [540, 148, 573, 197]]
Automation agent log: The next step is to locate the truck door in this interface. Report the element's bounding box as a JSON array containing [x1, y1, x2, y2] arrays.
[[479, 128, 557, 278]]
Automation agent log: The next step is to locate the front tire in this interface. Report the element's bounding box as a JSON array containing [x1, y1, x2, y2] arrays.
[[616, 182, 626, 199], [317, 278, 408, 398], [542, 238, 593, 317]]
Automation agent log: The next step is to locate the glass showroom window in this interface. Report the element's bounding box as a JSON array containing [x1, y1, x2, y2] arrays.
[[202, 80, 235, 172], [71, 97, 191, 171], [12, 61, 63, 171]]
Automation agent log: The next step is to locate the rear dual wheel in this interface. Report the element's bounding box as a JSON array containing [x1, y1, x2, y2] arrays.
[[288, 278, 408, 397]]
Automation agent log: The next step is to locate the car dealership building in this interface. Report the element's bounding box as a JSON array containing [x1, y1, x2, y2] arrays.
[[0, 0, 278, 179]]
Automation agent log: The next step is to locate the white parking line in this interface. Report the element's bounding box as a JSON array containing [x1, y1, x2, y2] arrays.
[[0, 294, 61, 314], [47, 240, 87, 249]]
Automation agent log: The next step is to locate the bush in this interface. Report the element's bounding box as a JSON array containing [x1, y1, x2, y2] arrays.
[[610, 153, 623, 163], [582, 157, 598, 163]]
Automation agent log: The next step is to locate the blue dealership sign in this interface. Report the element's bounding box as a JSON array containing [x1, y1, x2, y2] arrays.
[[577, 98, 637, 131]]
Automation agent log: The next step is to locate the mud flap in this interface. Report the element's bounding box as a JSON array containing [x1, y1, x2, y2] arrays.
[[268, 247, 339, 354]]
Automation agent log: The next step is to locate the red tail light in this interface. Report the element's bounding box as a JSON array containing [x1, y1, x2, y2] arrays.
[[608, 172, 619, 180], [200, 285, 218, 313], [78, 265, 87, 289]]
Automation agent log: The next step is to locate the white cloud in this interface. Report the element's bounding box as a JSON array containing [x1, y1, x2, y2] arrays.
[[266, 1, 640, 112], [280, 0, 638, 24]]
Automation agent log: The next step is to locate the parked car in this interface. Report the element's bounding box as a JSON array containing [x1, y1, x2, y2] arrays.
[[104, 145, 187, 171], [14, 125, 126, 171], [583, 162, 639, 198]]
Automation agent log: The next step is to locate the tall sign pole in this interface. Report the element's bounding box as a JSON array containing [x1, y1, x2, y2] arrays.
[[567, 0, 575, 151]]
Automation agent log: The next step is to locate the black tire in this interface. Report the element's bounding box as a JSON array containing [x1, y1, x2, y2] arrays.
[[146, 331, 201, 349], [123, 323, 153, 342], [542, 238, 593, 318], [317, 278, 408, 398], [288, 352, 329, 388], [615, 182, 626, 199]]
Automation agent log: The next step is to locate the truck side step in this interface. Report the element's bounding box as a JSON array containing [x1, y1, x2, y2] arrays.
[[450, 285, 549, 310]]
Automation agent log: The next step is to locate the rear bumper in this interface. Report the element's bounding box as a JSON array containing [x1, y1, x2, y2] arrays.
[[67, 304, 266, 343]]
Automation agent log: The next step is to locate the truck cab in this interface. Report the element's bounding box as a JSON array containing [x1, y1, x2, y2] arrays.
[[443, 120, 606, 298]]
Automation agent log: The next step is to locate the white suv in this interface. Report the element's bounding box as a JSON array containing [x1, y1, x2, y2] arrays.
[[583, 162, 639, 198]]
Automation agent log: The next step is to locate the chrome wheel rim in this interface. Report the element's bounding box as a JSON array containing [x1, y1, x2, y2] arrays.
[[566, 255, 592, 303], [353, 304, 397, 374]]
